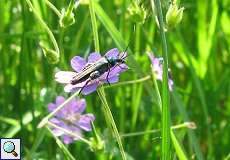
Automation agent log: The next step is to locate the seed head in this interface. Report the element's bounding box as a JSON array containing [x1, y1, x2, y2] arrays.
[[127, 1, 147, 24], [166, 2, 184, 29], [59, 0, 76, 28], [39, 42, 59, 64]]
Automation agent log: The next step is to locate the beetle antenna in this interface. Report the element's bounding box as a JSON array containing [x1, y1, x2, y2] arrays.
[[123, 25, 136, 52]]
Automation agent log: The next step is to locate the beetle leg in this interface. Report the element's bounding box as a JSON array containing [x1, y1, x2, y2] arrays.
[[117, 64, 127, 70], [78, 71, 100, 95], [106, 68, 111, 85], [78, 79, 90, 95], [106, 63, 112, 85]]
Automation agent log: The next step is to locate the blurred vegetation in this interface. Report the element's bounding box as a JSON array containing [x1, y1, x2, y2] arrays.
[[0, 0, 229, 159]]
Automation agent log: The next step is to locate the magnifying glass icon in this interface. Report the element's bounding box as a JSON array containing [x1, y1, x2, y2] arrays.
[[3, 141, 18, 157]]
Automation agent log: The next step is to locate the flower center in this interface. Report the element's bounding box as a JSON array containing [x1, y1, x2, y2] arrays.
[[65, 113, 81, 124]]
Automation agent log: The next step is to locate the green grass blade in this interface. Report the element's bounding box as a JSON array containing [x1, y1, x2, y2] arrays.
[[170, 130, 188, 160], [152, 0, 170, 159]]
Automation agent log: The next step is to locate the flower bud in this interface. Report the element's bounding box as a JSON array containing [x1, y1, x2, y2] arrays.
[[127, 1, 147, 24], [89, 122, 104, 151], [166, 2, 184, 29], [39, 42, 59, 64], [184, 122, 197, 129], [59, 0, 75, 28]]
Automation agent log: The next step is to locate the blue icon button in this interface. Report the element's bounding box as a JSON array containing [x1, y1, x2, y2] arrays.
[[3, 141, 18, 157], [0, 138, 21, 159]]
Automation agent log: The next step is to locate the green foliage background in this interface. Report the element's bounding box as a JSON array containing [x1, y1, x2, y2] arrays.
[[0, 0, 229, 159]]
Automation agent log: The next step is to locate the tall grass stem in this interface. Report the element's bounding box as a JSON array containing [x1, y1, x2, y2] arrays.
[[89, 0, 126, 159], [151, 0, 170, 158]]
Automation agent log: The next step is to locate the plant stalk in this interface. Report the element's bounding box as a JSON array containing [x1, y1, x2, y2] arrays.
[[151, 0, 170, 159]]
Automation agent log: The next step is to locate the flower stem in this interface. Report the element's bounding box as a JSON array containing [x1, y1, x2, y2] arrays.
[[97, 88, 126, 160], [151, 65, 188, 160], [151, 0, 170, 158], [44, 0, 61, 18], [89, 0, 100, 52], [120, 122, 196, 138], [89, 0, 126, 159], [46, 127, 77, 160], [150, 67, 162, 111], [47, 121, 91, 145], [25, 0, 60, 59], [37, 90, 80, 128], [104, 75, 151, 89]]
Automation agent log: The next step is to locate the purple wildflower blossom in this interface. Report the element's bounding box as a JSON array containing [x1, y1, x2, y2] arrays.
[[55, 48, 128, 95], [48, 96, 95, 144], [147, 52, 174, 91]]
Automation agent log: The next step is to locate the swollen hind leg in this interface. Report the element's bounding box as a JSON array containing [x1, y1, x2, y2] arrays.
[[78, 71, 100, 95], [106, 68, 111, 85]]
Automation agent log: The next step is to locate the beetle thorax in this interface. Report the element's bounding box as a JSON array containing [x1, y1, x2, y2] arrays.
[[108, 57, 117, 66]]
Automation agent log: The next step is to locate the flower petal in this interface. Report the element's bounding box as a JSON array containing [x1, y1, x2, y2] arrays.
[[77, 114, 95, 131], [70, 126, 82, 138], [156, 70, 163, 80], [148, 53, 163, 81], [81, 82, 99, 95], [103, 76, 119, 84], [74, 99, 86, 113], [62, 126, 82, 144], [100, 63, 128, 80], [48, 103, 56, 112], [63, 135, 74, 144], [49, 118, 65, 136], [168, 79, 174, 91], [64, 81, 87, 93], [56, 96, 65, 106], [105, 48, 119, 58], [51, 96, 67, 117], [64, 84, 74, 93], [148, 53, 163, 72], [71, 56, 87, 72], [112, 63, 128, 74], [55, 71, 76, 84], [52, 128, 64, 137], [68, 99, 86, 114], [49, 118, 62, 124], [64, 79, 99, 94], [88, 52, 101, 63]]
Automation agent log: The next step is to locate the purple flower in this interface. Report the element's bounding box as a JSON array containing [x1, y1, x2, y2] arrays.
[[147, 52, 174, 91], [55, 48, 128, 95], [48, 96, 95, 144]]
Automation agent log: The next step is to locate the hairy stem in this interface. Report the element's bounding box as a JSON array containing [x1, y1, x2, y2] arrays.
[[47, 121, 91, 145], [89, 0, 126, 159], [44, 0, 61, 17], [37, 90, 80, 128], [26, 0, 60, 59], [97, 88, 126, 160], [121, 122, 195, 138]]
